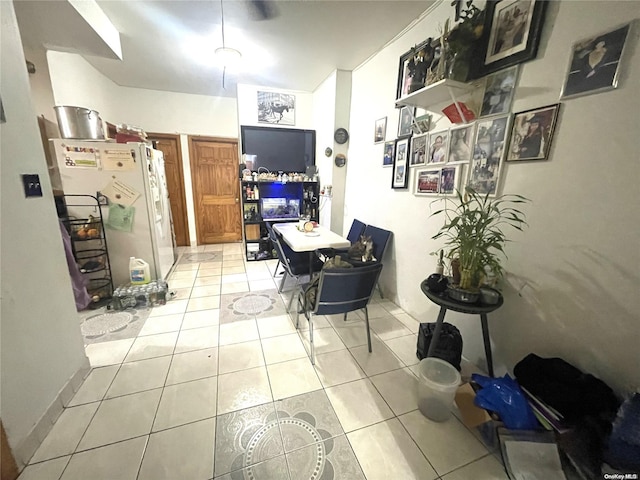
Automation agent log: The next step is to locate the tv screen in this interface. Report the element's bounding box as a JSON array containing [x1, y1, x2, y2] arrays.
[[241, 126, 315, 173]]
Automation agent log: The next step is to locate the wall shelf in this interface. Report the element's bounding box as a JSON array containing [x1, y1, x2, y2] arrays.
[[395, 78, 473, 109]]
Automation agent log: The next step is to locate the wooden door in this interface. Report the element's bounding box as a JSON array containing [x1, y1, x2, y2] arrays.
[[1, 421, 19, 480], [188, 136, 242, 244], [147, 133, 190, 246]]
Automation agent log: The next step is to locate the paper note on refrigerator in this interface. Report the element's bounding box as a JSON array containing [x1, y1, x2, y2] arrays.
[[62, 149, 99, 168], [103, 149, 136, 171], [106, 204, 135, 232], [101, 179, 140, 207]]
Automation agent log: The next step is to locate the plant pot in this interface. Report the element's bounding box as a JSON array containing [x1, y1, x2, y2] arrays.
[[479, 287, 501, 305], [447, 286, 480, 304]]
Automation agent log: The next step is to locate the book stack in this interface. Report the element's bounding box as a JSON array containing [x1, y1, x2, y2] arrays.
[[521, 386, 569, 434]]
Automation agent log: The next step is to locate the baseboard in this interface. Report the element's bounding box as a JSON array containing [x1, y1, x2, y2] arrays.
[[13, 356, 91, 469]]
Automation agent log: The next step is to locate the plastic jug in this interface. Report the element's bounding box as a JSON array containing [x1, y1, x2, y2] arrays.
[[129, 257, 151, 285]]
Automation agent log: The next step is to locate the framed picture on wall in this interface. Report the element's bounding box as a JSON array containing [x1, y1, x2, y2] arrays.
[[480, 65, 518, 117], [468, 114, 510, 195], [383, 141, 395, 167], [374, 117, 387, 143], [560, 23, 631, 100], [397, 106, 415, 138], [410, 132, 428, 166], [427, 129, 449, 164], [392, 138, 410, 189], [396, 39, 433, 100], [440, 166, 459, 195], [507, 103, 560, 161], [413, 169, 440, 195], [479, 0, 549, 76], [448, 124, 475, 164], [257, 91, 295, 125]]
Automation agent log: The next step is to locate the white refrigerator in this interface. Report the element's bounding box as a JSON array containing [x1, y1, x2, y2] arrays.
[[51, 139, 176, 286]]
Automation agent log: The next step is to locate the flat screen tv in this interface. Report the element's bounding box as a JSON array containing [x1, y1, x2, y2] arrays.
[[241, 126, 315, 173]]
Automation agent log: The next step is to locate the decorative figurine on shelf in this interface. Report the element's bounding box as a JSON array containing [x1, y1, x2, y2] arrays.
[[249, 207, 257, 221]]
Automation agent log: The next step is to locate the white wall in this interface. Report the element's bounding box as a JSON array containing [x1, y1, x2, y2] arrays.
[[347, 1, 640, 395], [23, 45, 58, 124], [47, 51, 119, 122], [1, 0, 88, 464], [312, 71, 337, 228], [331, 70, 352, 236]]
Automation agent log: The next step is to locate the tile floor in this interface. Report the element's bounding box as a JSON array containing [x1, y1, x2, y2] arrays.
[[19, 243, 507, 480]]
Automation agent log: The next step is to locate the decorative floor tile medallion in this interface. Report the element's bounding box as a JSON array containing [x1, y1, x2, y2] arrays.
[[214, 403, 283, 477]]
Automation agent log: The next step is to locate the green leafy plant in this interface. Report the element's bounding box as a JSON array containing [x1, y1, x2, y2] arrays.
[[443, 0, 486, 81], [430, 187, 529, 290]]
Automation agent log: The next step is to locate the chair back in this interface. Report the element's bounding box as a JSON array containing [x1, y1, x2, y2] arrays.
[[363, 225, 392, 262], [313, 263, 383, 316], [270, 229, 313, 276], [265, 222, 277, 242], [346, 219, 367, 244]]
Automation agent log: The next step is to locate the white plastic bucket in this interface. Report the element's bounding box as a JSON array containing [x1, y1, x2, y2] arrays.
[[129, 257, 151, 285], [417, 357, 461, 422]]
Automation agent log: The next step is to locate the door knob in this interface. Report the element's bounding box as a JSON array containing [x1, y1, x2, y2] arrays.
[[235, 198, 239, 203]]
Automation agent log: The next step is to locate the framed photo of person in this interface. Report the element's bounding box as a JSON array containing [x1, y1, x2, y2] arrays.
[[392, 138, 410, 189], [448, 124, 475, 164], [480, 65, 518, 117], [397, 106, 415, 138], [374, 117, 387, 143], [427, 129, 449, 164], [507, 104, 560, 161], [479, 0, 549, 76], [560, 23, 631, 100], [396, 39, 434, 101], [468, 114, 510, 196], [414, 169, 441, 195], [440, 166, 459, 196], [410, 133, 428, 166], [383, 141, 395, 167]]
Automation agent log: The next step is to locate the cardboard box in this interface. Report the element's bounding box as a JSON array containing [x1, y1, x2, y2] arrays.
[[455, 382, 492, 428]]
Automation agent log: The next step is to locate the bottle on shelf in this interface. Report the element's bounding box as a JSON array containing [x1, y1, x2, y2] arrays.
[[253, 185, 259, 200]]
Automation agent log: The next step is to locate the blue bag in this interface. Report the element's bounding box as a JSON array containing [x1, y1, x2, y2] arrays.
[[472, 373, 539, 430]]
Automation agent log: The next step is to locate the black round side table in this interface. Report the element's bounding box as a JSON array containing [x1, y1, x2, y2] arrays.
[[420, 280, 503, 377]]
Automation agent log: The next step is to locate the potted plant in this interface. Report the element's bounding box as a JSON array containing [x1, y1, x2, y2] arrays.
[[430, 187, 529, 294], [442, 0, 486, 82]]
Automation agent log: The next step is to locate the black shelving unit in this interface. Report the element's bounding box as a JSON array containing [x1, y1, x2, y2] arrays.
[[240, 180, 320, 261], [62, 195, 114, 303]]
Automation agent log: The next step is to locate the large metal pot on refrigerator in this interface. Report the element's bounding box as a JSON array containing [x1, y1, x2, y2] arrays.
[[54, 106, 105, 140]]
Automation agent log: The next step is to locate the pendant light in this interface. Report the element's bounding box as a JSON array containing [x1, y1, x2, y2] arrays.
[[215, 0, 241, 89]]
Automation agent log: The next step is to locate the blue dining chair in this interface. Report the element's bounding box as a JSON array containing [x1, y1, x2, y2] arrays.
[[317, 218, 367, 260], [270, 229, 323, 312], [265, 222, 282, 277], [346, 218, 367, 244], [362, 225, 392, 264], [361, 225, 392, 298], [295, 262, 383, 364]]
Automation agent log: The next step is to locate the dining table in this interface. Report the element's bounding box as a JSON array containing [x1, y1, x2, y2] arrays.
[[272, 222, 351, 273]]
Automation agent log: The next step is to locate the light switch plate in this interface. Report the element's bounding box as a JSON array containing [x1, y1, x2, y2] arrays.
[[21, 174, 43, 197]]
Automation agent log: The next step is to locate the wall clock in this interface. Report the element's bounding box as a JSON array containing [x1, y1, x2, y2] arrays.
[[334, 154, 346, 167], [334, 128, 349, 144]]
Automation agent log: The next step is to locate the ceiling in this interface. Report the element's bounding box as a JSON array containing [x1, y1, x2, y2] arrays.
[[16, 0, 434, 98]]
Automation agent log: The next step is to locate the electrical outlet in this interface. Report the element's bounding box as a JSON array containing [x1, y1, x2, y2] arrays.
[[21, 174, 42, 197]]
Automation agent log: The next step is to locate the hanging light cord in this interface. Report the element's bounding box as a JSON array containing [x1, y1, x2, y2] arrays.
[[220, 0, 227, 89]]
